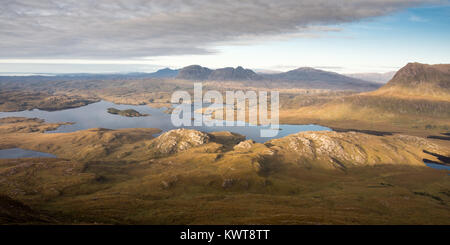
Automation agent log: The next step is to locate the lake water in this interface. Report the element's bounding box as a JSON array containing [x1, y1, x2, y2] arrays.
[[0, 104, 448, 172], [0, 100, 331, 143], [425, 162, 450, 171], [0, 148, 56, 159]]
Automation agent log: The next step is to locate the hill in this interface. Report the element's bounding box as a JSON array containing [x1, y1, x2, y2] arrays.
[[279, 63, 450, 134], [176, 65, 379, 91], [262, 67, 380, 91], [148, 68, 179, 78], [371, 63, 450, 100]]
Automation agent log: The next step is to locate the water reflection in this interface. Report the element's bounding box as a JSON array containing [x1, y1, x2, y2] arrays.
[[0, 100, 331, 143]]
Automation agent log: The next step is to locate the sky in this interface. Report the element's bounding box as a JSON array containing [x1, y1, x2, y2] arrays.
[[0, 0, 449, 74]]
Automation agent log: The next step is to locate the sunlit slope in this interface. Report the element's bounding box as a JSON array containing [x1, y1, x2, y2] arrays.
[[371, 63, 450, 101], [281, 63, 450, 133], [0, 118, 449, 224]]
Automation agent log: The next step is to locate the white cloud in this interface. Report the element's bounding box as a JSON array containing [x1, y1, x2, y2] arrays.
[[0, 0, 442, 59]]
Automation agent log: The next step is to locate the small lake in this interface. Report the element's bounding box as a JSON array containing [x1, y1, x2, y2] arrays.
[[0, 148, 56, 159], [0, 100, 331, 143], [425, 162, 450, 171]]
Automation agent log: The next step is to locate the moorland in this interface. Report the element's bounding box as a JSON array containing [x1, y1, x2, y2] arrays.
[[0, 63, 449, 224]]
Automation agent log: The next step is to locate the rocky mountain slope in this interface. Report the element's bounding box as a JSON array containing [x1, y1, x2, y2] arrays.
[[0, 117, 446, 168], [281, 63, 450, 133], [371, 63, 450, 100]]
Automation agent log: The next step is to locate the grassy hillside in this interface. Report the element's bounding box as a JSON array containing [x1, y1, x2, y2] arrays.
[[0, 118, 449, 224], [371, 63, 450, 101], [279, 63, 450, 136]]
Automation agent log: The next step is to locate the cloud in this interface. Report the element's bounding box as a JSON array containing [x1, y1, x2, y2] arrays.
[[0, 0, 442, 59]]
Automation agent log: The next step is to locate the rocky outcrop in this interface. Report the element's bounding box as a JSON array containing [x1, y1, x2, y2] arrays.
[[267, 131, 444, 169], [233, 140, 255, 152], [148, 129, 211, 154]]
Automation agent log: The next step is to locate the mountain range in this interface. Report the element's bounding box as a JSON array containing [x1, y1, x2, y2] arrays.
[[0, 65, 392, 92], [175, 65, 381, 91], [281, 62, 450, 133]]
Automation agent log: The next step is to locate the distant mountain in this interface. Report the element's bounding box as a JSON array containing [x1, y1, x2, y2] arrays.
[[346, 71, 396, 84], [261, 67, 381, 91], [372, 63, 450, 100], [0, 68, 179, 80], [176, 65, 213, 80], [148, 68, 179, 78], [210, 66, 261, 81], [176, 65, 260, 81], [286, 63, 450, 133], [176, 65, 379, 91]]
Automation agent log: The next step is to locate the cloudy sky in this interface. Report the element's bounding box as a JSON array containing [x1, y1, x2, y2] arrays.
[[0, 0, 449, 74]]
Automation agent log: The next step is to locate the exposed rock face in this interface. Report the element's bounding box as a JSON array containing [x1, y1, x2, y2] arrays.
[[1, 116, 447, 170], [222, 178, 235, 188], [233, 140, 255, 151], [378, 63, 450, 96], [149, 129, 211, 154], [267, 131, 443, 169]]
